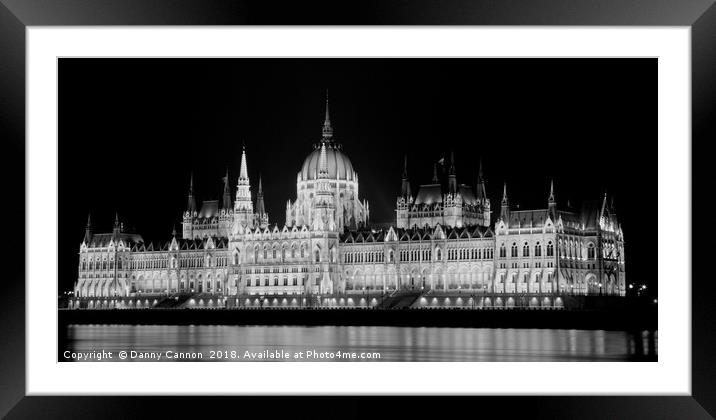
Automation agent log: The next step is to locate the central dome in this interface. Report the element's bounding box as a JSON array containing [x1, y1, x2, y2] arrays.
[[300, 143, 356, 181]]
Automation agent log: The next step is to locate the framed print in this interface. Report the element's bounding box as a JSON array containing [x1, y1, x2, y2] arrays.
[[1, 0, 714, 418]]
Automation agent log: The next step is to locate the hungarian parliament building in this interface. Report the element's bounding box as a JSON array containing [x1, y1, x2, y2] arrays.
[[70, 98, 626, 310]]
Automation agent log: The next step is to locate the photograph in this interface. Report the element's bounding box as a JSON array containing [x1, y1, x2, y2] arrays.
[[57, 58, 656, 363]]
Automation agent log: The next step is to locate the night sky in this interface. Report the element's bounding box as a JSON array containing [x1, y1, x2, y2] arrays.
[[59, 58, 655, 294]]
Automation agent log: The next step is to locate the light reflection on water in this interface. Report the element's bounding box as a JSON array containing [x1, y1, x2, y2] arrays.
[[63, 325, 657, 362]]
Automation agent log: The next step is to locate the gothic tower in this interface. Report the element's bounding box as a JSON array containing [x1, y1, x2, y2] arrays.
[[234, 146, 255, 228]]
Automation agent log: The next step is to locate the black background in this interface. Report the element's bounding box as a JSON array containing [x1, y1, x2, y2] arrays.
[[58, 58, 656, 295]]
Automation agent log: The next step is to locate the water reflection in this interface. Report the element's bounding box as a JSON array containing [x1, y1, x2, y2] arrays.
[[62, 325, 657, 362]]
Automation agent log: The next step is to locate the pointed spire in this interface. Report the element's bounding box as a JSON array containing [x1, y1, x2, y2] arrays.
[[401, 154, 411, 199], [432, 162, 439, 183], [172, 225, 177, 237], [256, 174, 266, 217], [222, 167, 232, 209], [448, 150, 457, 193], [600, 191, 608, 219], [83, 213, 92, 243], [187, 172, 197, 213], [475, 158, 487, 201], [548, 179, 557, 219], [500, 183, 510, 221], [239, 145, 249, 183], [322, 90, 333, 140], [113, 212, 121, 236]]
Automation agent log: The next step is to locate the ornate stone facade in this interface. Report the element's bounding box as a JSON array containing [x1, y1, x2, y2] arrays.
[[71, 96, 626, 309]]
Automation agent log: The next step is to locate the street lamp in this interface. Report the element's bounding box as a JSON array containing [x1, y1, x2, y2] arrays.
[[598, 283, 603, 296]]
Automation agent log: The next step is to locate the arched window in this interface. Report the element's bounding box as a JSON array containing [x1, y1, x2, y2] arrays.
[[535, 242, 542, 257], [511, 243, 518, 258], [301, 246, 305, 258], [315, 250, 320, 263], [272, 249, 277, 259], [254, 247, 259, 262], [233, 252, 239, 265], [291, 247, 296, 258], [587, 243, 596, 259], [523, 242, 530, 257], [500, 244, 506, 258], [389, 250, 394, 263], [547, 241, 554, 257], [263, 248, 268, 259], [281, 248, 286, 261]]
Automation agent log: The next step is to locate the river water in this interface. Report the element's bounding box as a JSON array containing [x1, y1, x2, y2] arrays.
[[61, 324, 657, 362]]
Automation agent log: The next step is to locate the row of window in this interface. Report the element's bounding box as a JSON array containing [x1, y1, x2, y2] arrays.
[[498, 272, 555, 283], [80, 255, 229, 271], [499, 241, 555, 258], [343, 247, 495, 264], [246, 277, 313, 287]]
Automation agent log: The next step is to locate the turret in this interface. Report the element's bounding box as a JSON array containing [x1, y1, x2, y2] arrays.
[[400, 154, 411, 200], [448, 150, 457, 194], [500, 183, 510, 221], [548, 179, 557, 220], [254, 175, 268, 229], [222, 167, 232, 210], [187, 172, 197, 214], [475, 159, 487, 203], [112, 212, 121, 237], [475, 159, 491, 227], [83, 214, 92, 244]]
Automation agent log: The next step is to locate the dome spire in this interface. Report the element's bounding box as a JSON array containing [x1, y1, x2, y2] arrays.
[[322, 90, 333, 141]]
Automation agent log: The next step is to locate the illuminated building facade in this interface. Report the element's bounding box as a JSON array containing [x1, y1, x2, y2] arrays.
[[71, 97, 626, 309]]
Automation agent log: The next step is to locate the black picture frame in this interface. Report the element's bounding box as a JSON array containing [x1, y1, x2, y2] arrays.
[[1, 1, 712, 418]]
